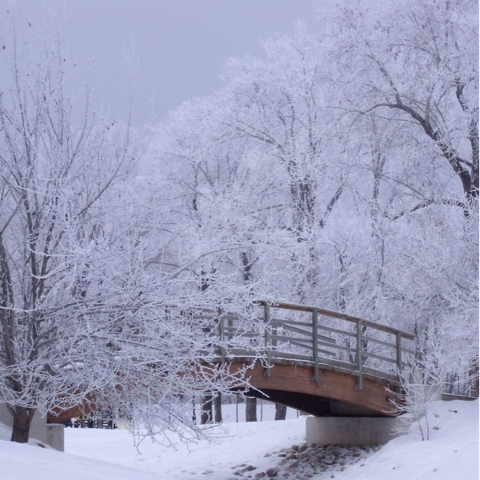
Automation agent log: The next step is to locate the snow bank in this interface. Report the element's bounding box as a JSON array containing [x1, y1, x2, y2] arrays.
[[0, 400, 477, 480], [65, 404, 305, 478], [320, 399, 478, 480], [0, 438, 159, 480]]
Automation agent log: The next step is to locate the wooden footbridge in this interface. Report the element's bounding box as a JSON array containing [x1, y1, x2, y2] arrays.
[[207, 300, 415, 417], [50, 300, 415, 423]]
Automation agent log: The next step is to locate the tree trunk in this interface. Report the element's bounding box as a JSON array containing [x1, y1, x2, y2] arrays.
[[245, 397, 257, 422], [10, 406, 34, 443], [192, 397, 197, 424], [469, 356, 479, 398], [200, 394, 213, 425], [213, 393, 222, 423], [275, 403, 287, 421]]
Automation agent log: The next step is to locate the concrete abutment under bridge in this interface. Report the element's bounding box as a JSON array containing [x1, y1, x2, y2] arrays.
[[306, 416, 402, 446]]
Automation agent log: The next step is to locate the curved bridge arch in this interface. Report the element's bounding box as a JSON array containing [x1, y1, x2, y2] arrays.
[[229, 359, 399, 417]]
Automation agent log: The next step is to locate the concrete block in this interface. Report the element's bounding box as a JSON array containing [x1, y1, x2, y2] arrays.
[[306, 416, 403, 446], [0, 403, 64, 451], [0, 403, 13, 428], [46, 424, 65, 452]]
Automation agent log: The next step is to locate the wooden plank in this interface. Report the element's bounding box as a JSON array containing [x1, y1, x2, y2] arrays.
[[273, 339, 337, 358], [317, 349, 337, 358], [270, 351, 313, 361], [317, 324, 357, 338], [273, 335, 312, 346], [361, 334, 397, 350], [274, 322, 313, 337], [271, 319, 313, 328], [272, 335, 352, 357], [271, 350, 338, 361], [226, 332, 259, 338], [316, 341, 356, 355], [363, 350, 396, 364], [227, 348, 257, 357], [276, 321, 336, 344]]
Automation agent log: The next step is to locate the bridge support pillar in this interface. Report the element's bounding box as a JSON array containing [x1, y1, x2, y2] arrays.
[[306, 416, 402, 446]]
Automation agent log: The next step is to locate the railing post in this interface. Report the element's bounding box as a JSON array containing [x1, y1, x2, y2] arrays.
[[356, 318, 363, 391], [396, 332, 402, 377], [312, 308, 319, 384], [264, 302, 271, 377]]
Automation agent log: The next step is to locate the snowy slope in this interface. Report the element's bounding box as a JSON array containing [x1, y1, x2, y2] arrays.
[[64, 404, 304, 478], [0, 400, 477, 480], [0, 439, 159, 480], [320, 399, 478, 480]]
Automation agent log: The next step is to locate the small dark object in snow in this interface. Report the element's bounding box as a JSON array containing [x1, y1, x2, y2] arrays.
[[266, 467, 278, 478]]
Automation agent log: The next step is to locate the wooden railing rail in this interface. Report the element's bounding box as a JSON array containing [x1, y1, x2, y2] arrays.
[[254, 300, 415, 340]]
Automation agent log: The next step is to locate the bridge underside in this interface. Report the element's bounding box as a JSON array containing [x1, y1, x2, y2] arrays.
[[241, 389, 382, 417], [48, 359, 401, 423], [228, 360, 400, 417]]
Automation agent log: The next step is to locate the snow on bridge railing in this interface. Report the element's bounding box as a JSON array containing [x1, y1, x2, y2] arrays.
[[179, 300, 416, 391]]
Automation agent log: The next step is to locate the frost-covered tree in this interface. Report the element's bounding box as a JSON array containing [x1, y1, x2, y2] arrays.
[[0, 24, 135, 441], [0, 18, 251, 444], [220, 24, 350, 303], [146, 1, 478, 397], [323, 0, 478, 391], [326, 0, 478, 201]]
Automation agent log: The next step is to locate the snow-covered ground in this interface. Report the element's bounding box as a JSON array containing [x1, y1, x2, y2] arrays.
[[0, 399, 477, 480]]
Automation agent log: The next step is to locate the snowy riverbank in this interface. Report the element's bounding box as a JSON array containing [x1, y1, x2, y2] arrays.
[[0, 399, 477, 479]]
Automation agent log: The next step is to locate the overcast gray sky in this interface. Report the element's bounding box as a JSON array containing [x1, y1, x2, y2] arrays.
[[15, 0, 322, 124]]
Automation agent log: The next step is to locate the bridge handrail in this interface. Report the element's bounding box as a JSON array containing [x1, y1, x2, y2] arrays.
[[251, 299, 415, 389], [254, 300, 415, 340], [178, 299, 416, 391]]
